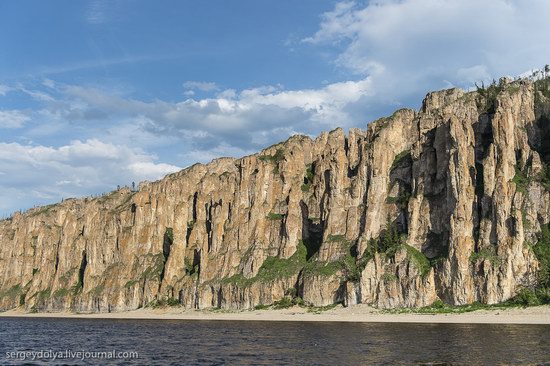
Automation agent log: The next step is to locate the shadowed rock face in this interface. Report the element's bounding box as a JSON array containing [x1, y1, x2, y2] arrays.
[[1, 78, 549, 312]]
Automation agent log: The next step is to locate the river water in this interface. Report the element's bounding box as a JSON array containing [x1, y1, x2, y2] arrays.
[[0, 317, 549, 365]]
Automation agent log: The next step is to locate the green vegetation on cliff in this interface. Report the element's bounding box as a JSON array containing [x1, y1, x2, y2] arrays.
[[390, 150, 412, 171], [301, 164, 315, 192], [221, 241, 308, 287], [512, 165, 530, 195], [518, 224, 550, 305], [259, 148, 285, 173]]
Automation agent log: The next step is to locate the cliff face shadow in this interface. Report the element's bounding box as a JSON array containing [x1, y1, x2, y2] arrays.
[[300, 200, 323, 260]]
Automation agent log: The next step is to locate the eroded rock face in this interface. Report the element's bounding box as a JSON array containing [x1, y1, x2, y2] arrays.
[[1, 79, 549, 312]]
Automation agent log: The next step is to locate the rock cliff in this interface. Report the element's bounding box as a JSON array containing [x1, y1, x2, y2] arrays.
[[1, 76, 550, 312]]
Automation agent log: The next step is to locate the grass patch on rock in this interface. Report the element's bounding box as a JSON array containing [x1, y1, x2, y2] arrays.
[[266, 212, 285, 220], [470, 247, 502, 268], [390, 150, 412, 171], [52, 288, 70, 298], [222, 242, 308, 287], [403, 244, 431, 277], [0, 284, 22, 302], [258, 149, 285, 174]]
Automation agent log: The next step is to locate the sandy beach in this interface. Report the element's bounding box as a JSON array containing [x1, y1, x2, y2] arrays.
[[1, 304, 549, 324]]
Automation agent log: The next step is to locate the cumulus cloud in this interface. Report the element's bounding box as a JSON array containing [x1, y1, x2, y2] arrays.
[[0, 139, 180, 215], [36, 78, 372, 158], [305, 0, 550, 106], [0, 110, 30, 129]]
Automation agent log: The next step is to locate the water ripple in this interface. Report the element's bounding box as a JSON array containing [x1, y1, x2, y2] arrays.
[[0, 318, 548, 365]]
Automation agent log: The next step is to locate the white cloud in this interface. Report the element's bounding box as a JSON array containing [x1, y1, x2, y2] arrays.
[[181, 142, 256, 165], [42, 79, 56, 89], [183, 81, 219, 92], [44, 78, 373, 154], [303, 1, 359, 44], [0, 84, 11, 96], [304, 0, 550, 104], [127, 161, 182, 177], [0, 110, 30, 129], [0, 139, 180, 215], [19, 87, 55, 102]]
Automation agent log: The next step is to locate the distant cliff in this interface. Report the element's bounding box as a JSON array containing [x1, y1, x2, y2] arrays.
[[2, 76, 550, 313]]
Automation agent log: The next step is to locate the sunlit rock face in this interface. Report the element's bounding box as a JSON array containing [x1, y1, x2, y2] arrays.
[[1, 78, 549, 312]]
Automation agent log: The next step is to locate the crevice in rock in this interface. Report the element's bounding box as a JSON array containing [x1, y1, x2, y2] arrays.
[[335, 281, 347, 304], [192, 249, 202, 309], [357, 162, 372, 239], [472, 114, 495, 249], [344, 136, 350, 156], [278, 211, 288, 242], [476, 115, 494, 159], [416, 124, 451, 258], [131, 203, 137, 226], [205, 203, 213, 252], [163, 228, 173, 260], [159, 228, 174, 288], [506, 217, 518, 237], [526, 115, 550, 198], [192, 192, 198, 222], [347, 164, 359, 178], [54, 251, 59, 273], [300, 200, 323, 260], [216, 287, 223, 309], [536, 115, 550, 164], [323, 170, 331, 194], [77, 250, 87, 290], [193, 249, 201, 275], [420, 128, 440, 197], [295, 272, 304, 300], [388, 151, 413, 234], [424, 231, 449, 260]]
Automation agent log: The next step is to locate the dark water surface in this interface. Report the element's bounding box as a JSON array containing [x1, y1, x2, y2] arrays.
[[0, 317, 549, 365]]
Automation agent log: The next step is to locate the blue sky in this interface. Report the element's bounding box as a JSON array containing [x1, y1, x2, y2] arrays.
[[1, 0, 550, 216]]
